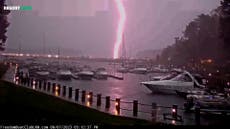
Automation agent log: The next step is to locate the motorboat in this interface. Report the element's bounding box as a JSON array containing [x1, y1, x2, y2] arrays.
[[184, 94, 230, 112], [56, 70, 72, 80], [130, 67, 148, 74], [35, 71, 50, 80], [77, 71, 94, 80], [151, 69, 183, 81], [94, 68, 108, 80], [117, 67, 129, 73], [176, 89, 208, 98], [140, 71, 206, 94]]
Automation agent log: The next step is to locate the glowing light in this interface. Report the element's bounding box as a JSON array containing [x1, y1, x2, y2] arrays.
[[113, 0, 126, 59], [87, 94, 91, 99], [114, 109, 119, 116], [86, 102, 90, 107], [208, 73, 212, 77], [47, 54, 52, 58], [227, 82, 230, 86], [172, 120, 176, 125], [55, 86, 59, 91], [172, 109, 176, 113], [55, 91, 59, 96]]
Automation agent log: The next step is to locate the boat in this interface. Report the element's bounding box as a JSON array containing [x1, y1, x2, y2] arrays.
[[151, 69, 183, 81], [184, 94, 230, 113], [35, 71, 50, 80], [176, 89, 208, 98], [56, 70, 72, 80], [140, 71, 206, 94], [117, 67, 129, 73], [130, 67, 148, 74], [94, 70, 108, 80], [77, 71, 94, 80]]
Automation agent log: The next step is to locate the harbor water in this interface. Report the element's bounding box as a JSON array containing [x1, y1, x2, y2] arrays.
[[2, 58, 230, 125]]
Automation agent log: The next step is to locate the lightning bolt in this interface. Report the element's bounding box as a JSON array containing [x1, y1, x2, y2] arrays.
[[113, 0, 126, 59]]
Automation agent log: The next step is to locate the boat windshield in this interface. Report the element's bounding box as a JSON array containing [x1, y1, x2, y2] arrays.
[[193, 75, 207, 85], [171, 73, 192, 82], [161, 72, 180, 80]]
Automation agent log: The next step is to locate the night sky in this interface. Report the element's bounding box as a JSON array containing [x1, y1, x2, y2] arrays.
[[6, 0, 220, 58]]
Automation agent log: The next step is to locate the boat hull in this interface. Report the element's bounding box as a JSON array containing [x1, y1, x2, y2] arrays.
[[142, 83, 194, 94]]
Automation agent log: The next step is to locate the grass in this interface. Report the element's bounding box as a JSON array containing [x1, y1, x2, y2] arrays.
[[0, 80, 156, 126]]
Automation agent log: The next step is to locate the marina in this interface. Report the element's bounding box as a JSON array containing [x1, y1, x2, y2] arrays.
[[2, 56, 230, 125]]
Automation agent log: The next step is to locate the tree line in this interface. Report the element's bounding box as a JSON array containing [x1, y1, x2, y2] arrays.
[[0, 0, 10, 51], [159, 0, 230, 67]]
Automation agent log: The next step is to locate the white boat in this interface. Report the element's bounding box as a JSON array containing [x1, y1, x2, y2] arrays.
[[184, 94, 230, 112], [130, 67, 148, 74], [56, 70, 72, 80], [141, 71, 206, 94], [94, 71, 108, 80], [117, 67, 129, 73], [151, 69, 182, 81], [35, 71, 50, 79], [77, 71, 94, 80]]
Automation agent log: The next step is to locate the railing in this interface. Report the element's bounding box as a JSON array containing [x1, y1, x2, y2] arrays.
[[13, 75, 206, 125]]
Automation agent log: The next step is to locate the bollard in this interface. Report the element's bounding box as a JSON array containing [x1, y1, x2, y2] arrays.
[[62, 86, 66, 97], [88, 92, 93, 105], [115, 98, 120, 115], [39, 80, 42, 90], [105, 96, 110, 109], [152, 103, 157, 122], [172, 104, 178, 119], [43, 81, 47, 91], [34, 80, 38, 89], [133, 100, 138, 117], [195, 106, 200, 125], [75, 89, 79, 101], [82, 90, 86, 103], [47, 82, 51, 92], [30, 78, 34, 87], [27, 78, 30, 87], [68, 87, 72, 99], [97, 94, 101, 107], [52, 83, 56, 94]]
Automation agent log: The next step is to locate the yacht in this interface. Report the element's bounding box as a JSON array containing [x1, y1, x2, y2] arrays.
[[117, 67, 129, 73], [94, 68, 108, 80], [77, 71, 94, 80], [56, 70, 72, 80], [130, 67, 148, 74], [35, 71, 50, 80], [141, 71, 206, 94]]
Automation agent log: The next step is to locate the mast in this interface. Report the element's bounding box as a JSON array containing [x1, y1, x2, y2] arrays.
[[43, 32, 46, 56]]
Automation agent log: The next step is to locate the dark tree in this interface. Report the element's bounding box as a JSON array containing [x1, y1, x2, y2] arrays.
[[220, 0, 230, 59], [0, 0, 10, 51]]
